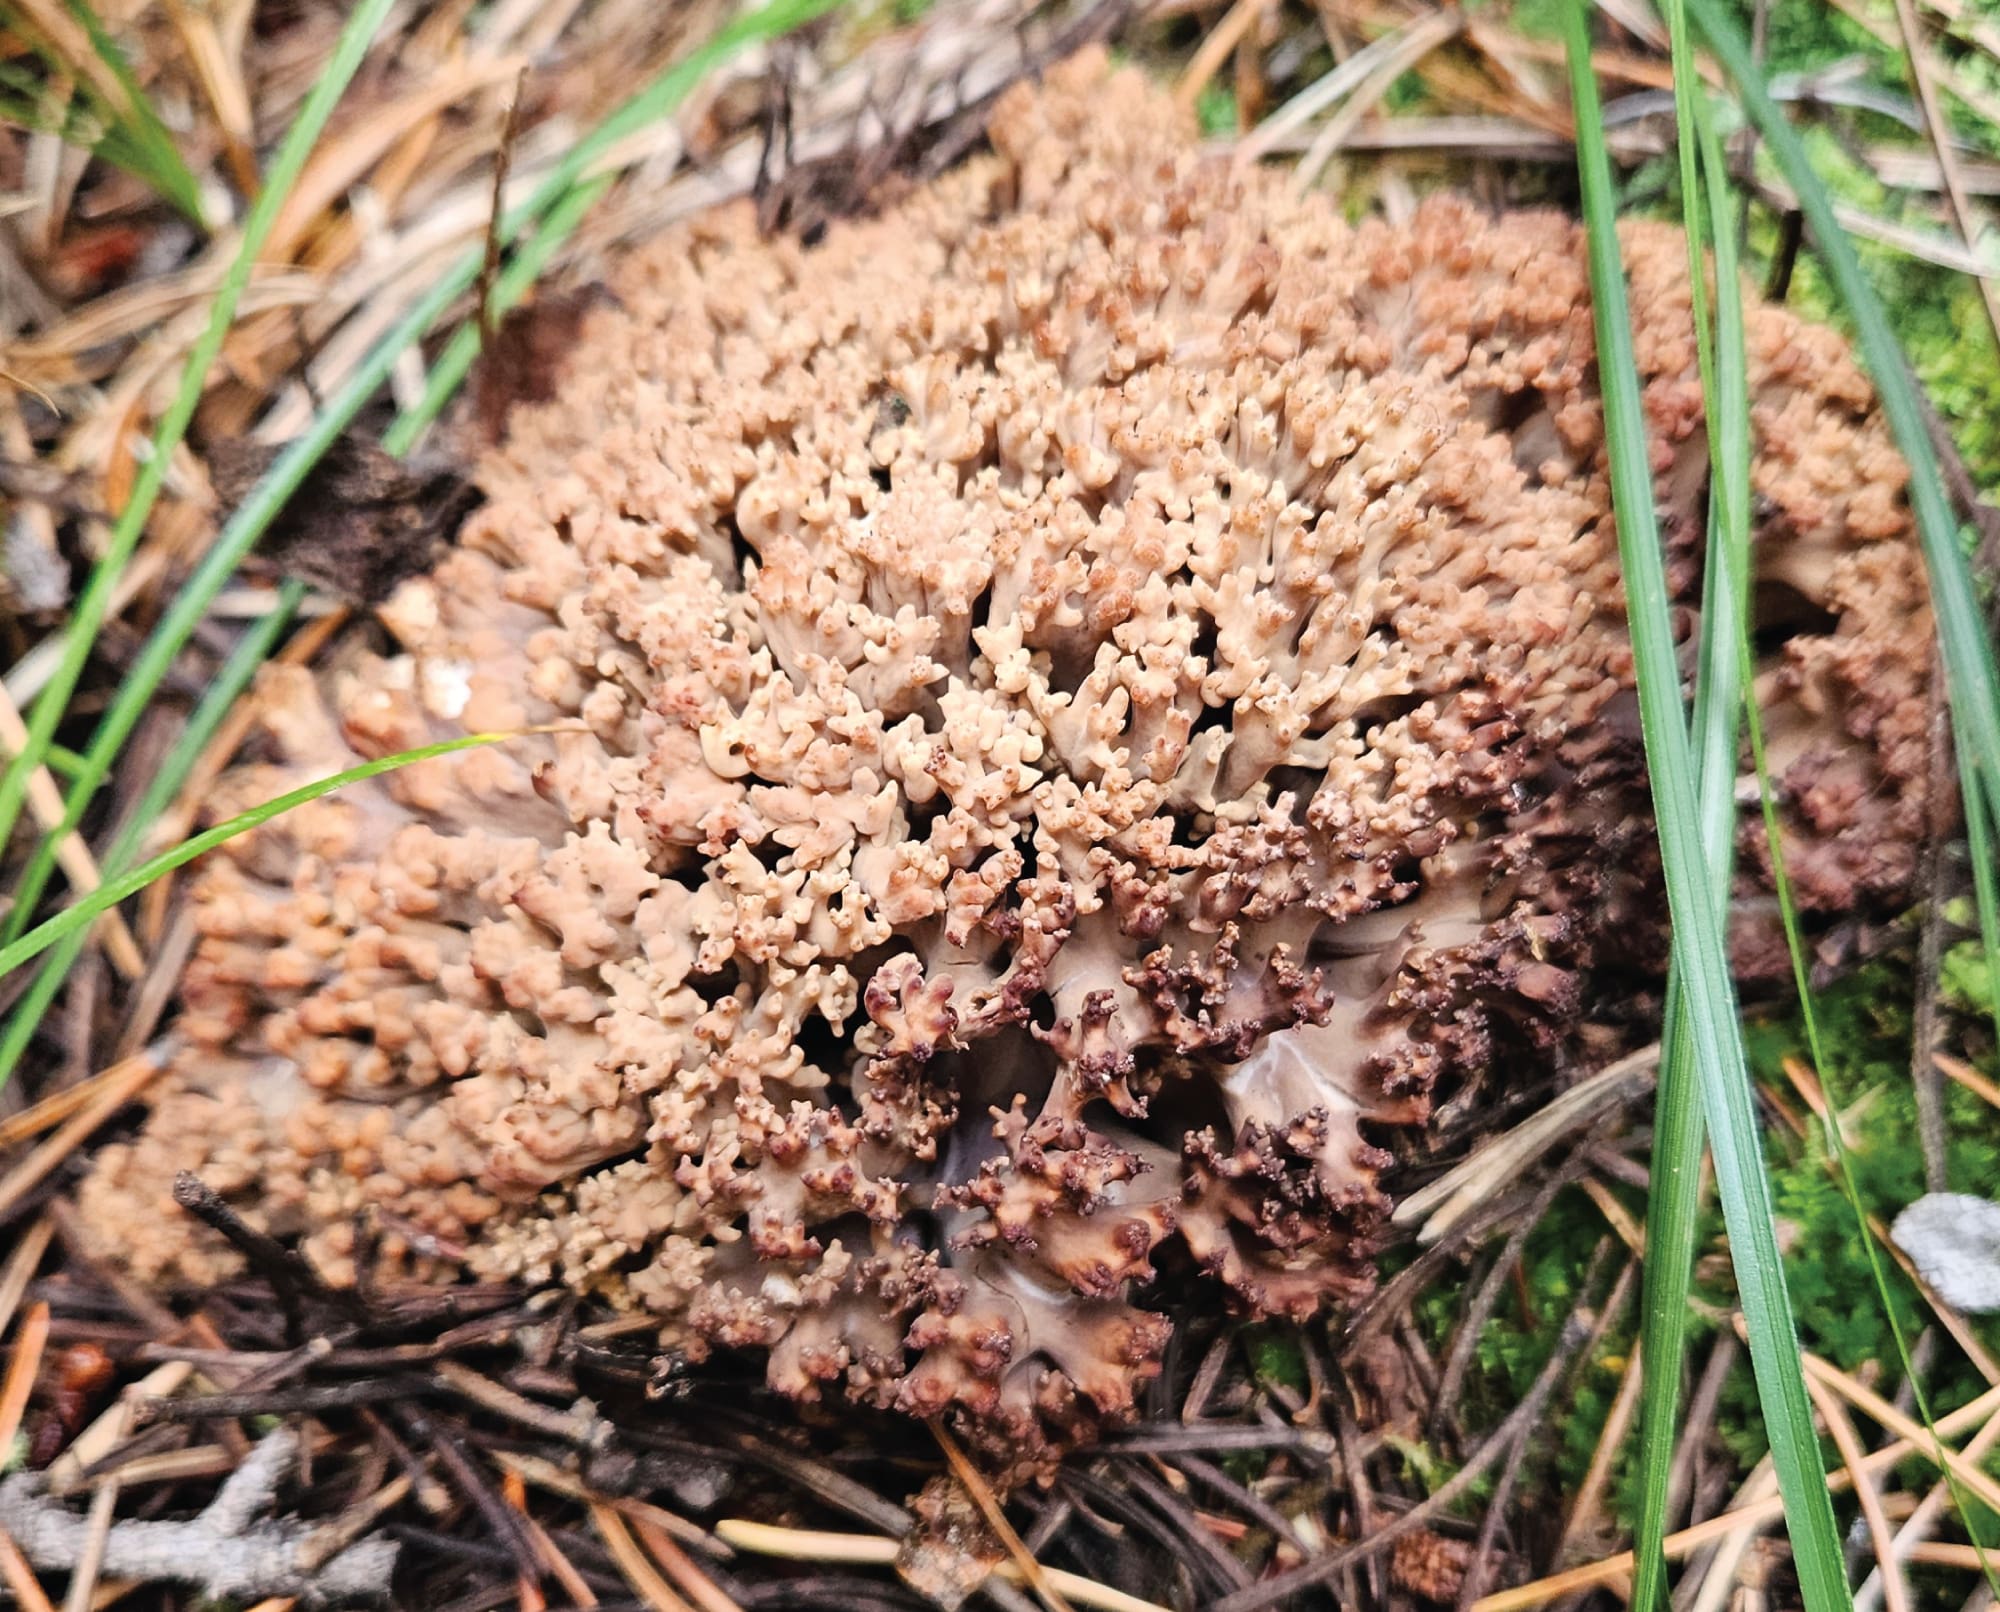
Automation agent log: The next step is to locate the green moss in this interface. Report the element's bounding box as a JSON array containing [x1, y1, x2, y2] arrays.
[[1243, 1323, 1310, 1395], [1196, 82, 1239, 139]]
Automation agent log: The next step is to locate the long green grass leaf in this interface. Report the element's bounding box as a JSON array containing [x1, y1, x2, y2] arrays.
[[0, 731, 514, 981], [1631, 48, 1753, 1612], [0, 0, 399, 863], [1562, 9, 1853, 1610]]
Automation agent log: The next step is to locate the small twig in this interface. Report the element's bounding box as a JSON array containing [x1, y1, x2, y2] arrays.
[[146, 1376, 440, 1420], [1104, 1424, 1334, 1458], [0, 1427, 396, 1605], [395, 1404, 540, 1585], [170, 1173, 368, 1338], [434, 1360, 608, 1449]]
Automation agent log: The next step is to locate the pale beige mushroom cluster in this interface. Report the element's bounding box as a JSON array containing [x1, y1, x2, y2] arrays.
[[81, 51, 1930, 1471]]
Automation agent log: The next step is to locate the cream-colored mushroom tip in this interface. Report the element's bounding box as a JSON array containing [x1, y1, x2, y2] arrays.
[[79, 50, 1929, 1471]]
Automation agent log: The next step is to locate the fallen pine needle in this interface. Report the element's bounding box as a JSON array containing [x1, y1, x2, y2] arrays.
[[0, 1302, 51, 1461], [0, 1057, 168, 1151], [633, 1518, 738, 1612], [1175, 0, 1269, 111], [1936, 1052, 2000, 1111], [593, 1503, 696, 1612], [713, 1520, 1175, 1612], [503, 1469, 596, 1608], [1802, 1372, 1911, 1612], [0, 1526, 55, 1612], [0, 1218, 53, 1340], [493, 1451, 722, 1554], [1578, 1175, 1645, 1254], [0, 1053, 165, 1224], [1799, 1347, 2000, 1515], [1905, 1543, 2000, 1572], [930, 1418, 1076, 1612]]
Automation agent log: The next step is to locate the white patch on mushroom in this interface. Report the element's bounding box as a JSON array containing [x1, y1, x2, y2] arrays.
[[420, 657, 474, 721]]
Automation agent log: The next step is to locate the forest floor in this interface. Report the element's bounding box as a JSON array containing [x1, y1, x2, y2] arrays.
[[1, 1, 1998, 1609]]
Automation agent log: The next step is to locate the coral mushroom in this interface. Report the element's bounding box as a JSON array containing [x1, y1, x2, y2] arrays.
[[81, 52, 1930, 1470]]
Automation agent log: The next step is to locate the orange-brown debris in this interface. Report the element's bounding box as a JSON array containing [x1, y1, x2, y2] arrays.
[[81, 52, 1930, 1475]]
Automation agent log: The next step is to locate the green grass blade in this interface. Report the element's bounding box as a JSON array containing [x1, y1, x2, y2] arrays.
[[1966, 774, 2000, 1049], [0, 0, 839, 962], [1562, 9, 1853, 1610], [1684, 0, 2000, 839], [0, 731, 512, 981], [0, 0, 399, 863], [1631, 45, 1754, 1612], [0, 582, 304, 1085], [60, 0, 206, 223]]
